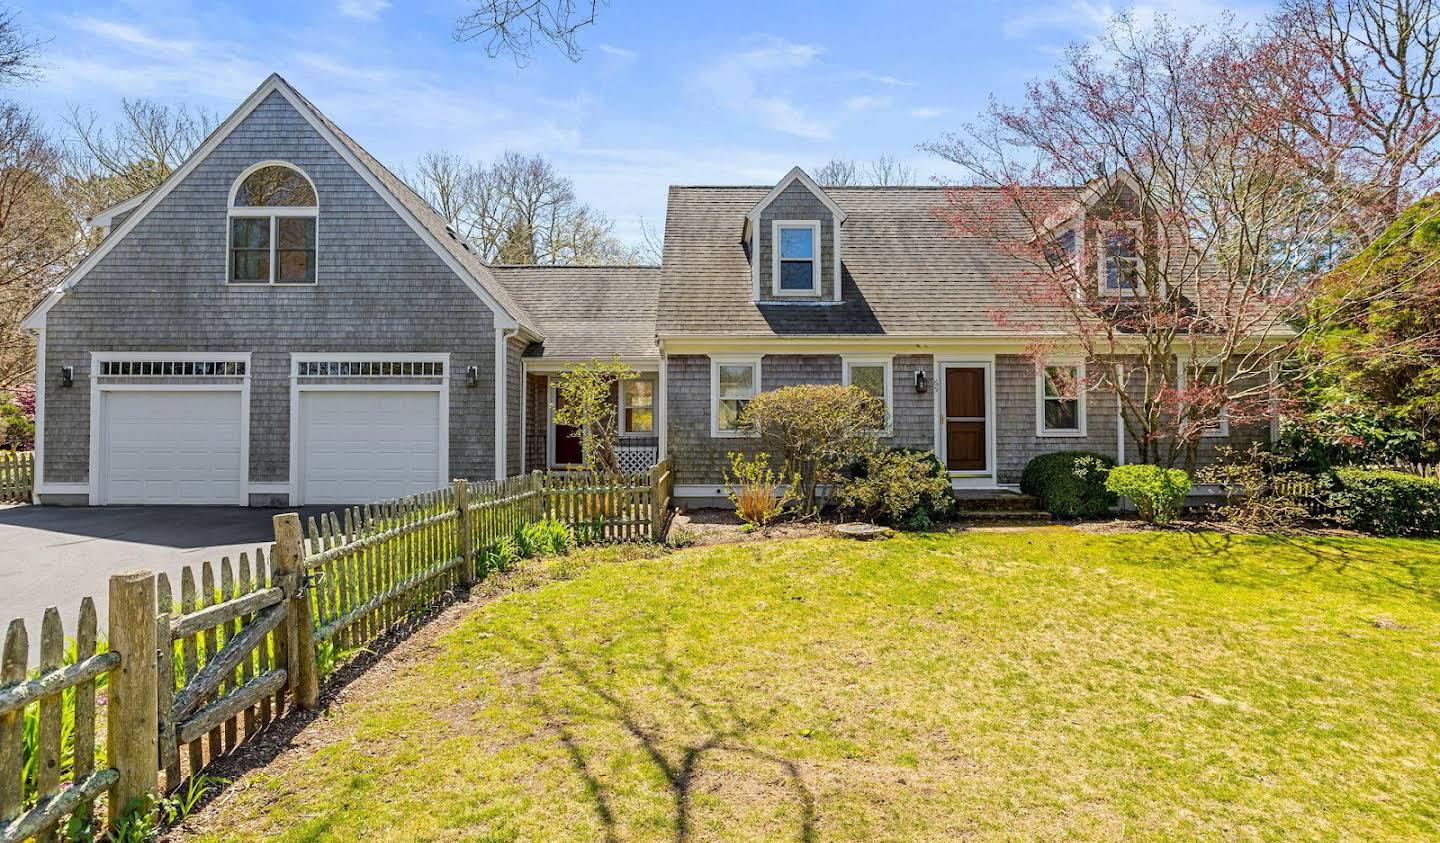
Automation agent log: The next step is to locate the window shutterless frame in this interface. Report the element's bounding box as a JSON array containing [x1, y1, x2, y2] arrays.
[[619, 375, 657, 436], [1177, 355, 1230, 438], [842, 354, 893, 435], [1096, 220, 1142, 297], [1035, 360, 1087, 437], [226, 161, 319, 286], [771, 220, 821, 296], [710, 355, 762, 438]]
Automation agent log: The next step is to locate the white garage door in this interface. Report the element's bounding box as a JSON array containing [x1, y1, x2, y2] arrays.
[[101, 390, 245, 505], [297, 390, 442, 504]]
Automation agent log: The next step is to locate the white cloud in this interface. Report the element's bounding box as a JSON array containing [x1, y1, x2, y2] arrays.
[[336, 0, 391, 22], [910, 106, 946, 119], [844, 95, 891, 113], [68, 17, 196, 55], [596, 43, 637, 60], [854, 71, 913, 87], [692, 37, 832, 140]]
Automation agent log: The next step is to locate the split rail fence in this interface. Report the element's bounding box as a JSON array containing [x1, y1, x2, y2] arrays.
[[0, 452, 31, 504], [0, 460, 672, 840]]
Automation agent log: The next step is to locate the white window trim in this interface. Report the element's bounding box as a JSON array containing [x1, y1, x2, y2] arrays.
[[1177, 355, 1231, 438], [227, 161, 319, 286], [710, 355, 763, 438], [771, 220, 822, 297], [1035, 360, 1088, 437], [619, 375, 657, 437], [1096, 220, 1142, 297], [842, 354, 893, 436]]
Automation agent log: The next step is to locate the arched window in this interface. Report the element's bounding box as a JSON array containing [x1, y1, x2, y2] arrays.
[[228, 163, 317, 284]]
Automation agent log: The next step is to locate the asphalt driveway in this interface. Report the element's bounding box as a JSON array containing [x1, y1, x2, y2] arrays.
[[1, 503, 331, 657]]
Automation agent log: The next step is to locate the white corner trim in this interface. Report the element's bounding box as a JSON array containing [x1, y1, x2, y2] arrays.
[[745, 166, 848, 223], [1116, 362, 1127, 465], [21, 74, 526, 333], [496, 329, 510, 480], [30, 327, 44, 502], [1035, 359, 1088, 438], [710, 354, 762, 439], [770, 220, 822, 297]]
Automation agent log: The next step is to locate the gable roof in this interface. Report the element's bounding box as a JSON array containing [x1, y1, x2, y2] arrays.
[[493, 265, 661, 360], [22, 74, 539, 335], [658, 185, 1081, 338], [745, 166, 847, 224]]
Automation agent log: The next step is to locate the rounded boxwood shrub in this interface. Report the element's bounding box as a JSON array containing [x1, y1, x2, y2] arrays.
[[1104, 464, 1191, 524], [1019, 451, 1117, 519], [1331, 468, 1440, 536]]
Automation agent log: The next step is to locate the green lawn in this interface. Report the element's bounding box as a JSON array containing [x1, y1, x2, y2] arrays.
[[190, 529, 1440, 842]]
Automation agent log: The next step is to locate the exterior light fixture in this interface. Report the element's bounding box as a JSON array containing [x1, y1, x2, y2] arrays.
[[914, 369, 928, 394], [60, 366, 73, 388], [465, 366, 479, 388]]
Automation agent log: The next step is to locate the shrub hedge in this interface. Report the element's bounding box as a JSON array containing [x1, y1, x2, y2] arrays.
[[1331, 468, 1440, 537], [1105, 464, 1191, 525], [1019, 451, 1117, 519]]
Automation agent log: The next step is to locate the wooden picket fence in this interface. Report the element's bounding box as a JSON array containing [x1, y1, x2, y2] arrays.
[[0, 461, 674, 840], [0, 452, 31, 504], [1365, 460, 1440, 480]]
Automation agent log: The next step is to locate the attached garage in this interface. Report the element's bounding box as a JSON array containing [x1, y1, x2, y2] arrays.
[[291, 356, 449, 505], [91, 354, 252, 506]]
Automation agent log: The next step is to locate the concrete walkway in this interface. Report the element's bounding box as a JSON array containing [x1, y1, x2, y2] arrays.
[[0, 503, 331, 657]]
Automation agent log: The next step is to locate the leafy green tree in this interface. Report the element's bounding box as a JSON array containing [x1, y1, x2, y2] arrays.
[[552, 358, 634, 479]]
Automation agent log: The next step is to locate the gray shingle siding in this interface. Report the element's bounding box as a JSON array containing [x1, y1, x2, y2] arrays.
[[890, 354, 933, 450], [755, 183, 837, 303], [994, 354, 1119, 485], [40, 90, 499, 490]]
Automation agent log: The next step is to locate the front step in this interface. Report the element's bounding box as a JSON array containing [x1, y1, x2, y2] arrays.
[[951, 491, 1043, 512], [956, 509, 1052, 521]]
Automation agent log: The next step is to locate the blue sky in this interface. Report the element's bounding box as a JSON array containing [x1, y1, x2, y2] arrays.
[[10, 0, 1269, 247]]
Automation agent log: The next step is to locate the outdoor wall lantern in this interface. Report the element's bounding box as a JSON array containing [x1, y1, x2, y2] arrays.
[[465, 366, 479, 388], [914, 369, 928, 394], [60, 366, 73, 388]]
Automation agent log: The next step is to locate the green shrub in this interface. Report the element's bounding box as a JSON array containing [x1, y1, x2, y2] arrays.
[[1331, 468, 1440, 536], [1105, 464, 1191, 524], [835, 448, 954, 529], [512, 518, 575, 558], [1019, 451, 1117, 519], [665, 526, 699, 549]]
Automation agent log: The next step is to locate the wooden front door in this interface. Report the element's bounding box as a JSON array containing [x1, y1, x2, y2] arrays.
[[552, 387, 583, 466], [944, 367, 987, 472]]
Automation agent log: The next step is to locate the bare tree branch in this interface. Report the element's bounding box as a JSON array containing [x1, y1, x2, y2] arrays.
[[454, 0, 605, 65]]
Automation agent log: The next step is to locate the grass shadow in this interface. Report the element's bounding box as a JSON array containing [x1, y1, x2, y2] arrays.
[[500, 623, 815, 843]]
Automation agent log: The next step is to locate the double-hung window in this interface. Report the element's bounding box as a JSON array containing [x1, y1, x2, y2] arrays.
[[1037, 362, 1086, 436], [229, 163, 318, 285], [712, 357, 761, 437], [621, 378, 655, 435], [773, 221, 820, 295], [1100, 223, 1141, 294], [1181, 359, 1230, 437], [843, 356, 892, 433]]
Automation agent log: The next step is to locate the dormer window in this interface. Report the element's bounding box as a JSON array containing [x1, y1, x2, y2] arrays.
[[229, 162, 318, 285], [773, 220, 820, 296], [1100, 222, 1141, 294]]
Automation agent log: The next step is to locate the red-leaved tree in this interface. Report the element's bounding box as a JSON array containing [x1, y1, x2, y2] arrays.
[[923, 14, 1412, 472]]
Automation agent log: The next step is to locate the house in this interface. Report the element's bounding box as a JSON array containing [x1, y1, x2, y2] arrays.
[[22, 75, 1271, 507]]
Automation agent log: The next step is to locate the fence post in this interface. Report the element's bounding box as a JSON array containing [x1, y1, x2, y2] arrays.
[[650, 461, 664, 542], [531, 470, 544, 522], [454, 479, 474, 587], [273, 514, 319, 711], [106, 570, 157, 830]]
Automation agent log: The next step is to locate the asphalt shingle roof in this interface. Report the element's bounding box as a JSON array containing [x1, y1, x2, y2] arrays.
[[493, 265, 662, 359], [657, 185, 1082, 337]]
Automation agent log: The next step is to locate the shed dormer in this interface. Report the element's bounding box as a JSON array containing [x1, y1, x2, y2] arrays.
[[744, 166, 846, 304]]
